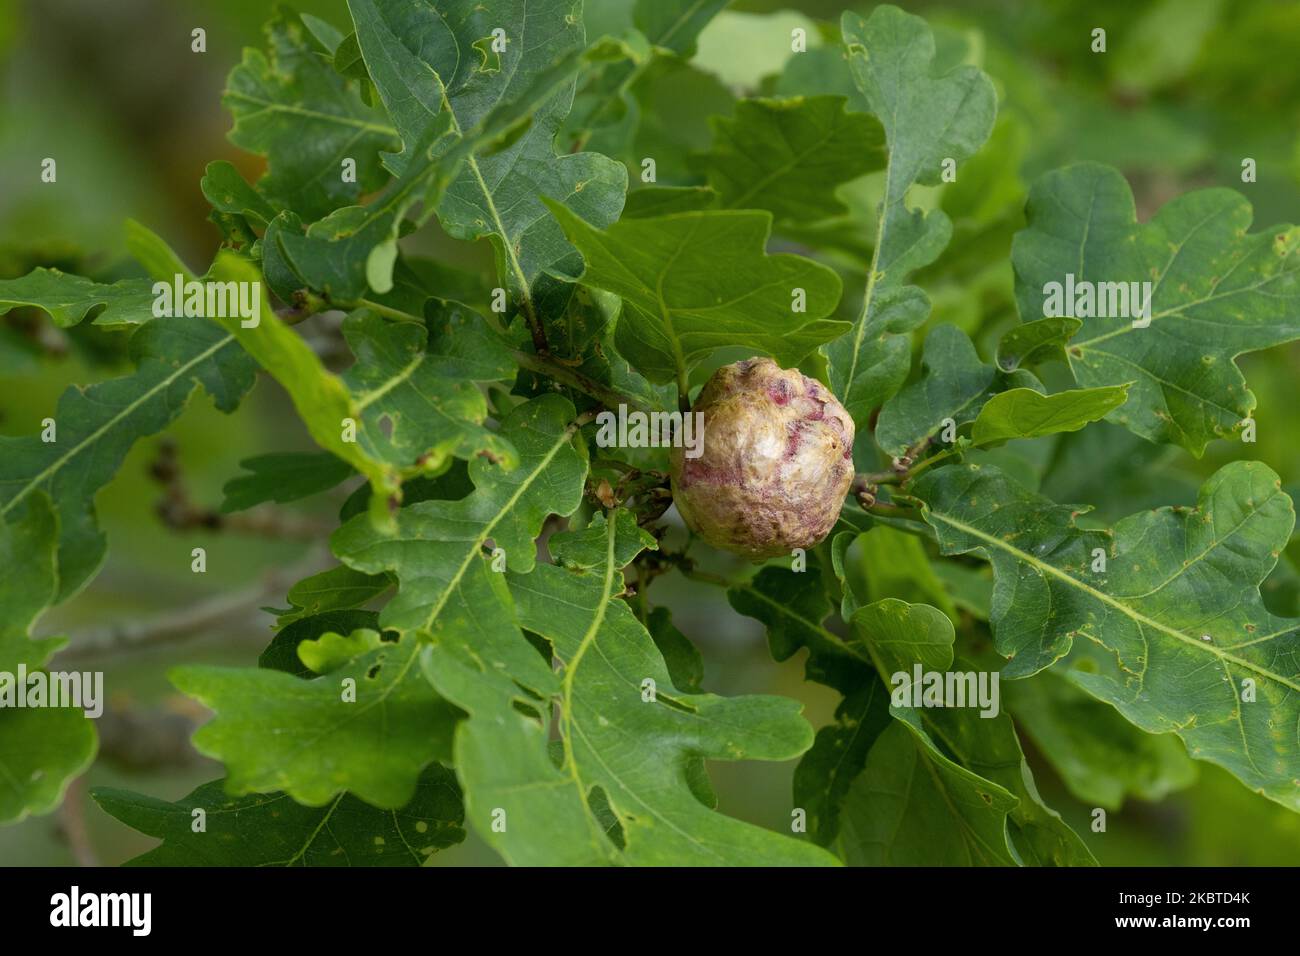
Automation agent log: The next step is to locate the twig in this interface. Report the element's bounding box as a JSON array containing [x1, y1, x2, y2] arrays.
[[97, 701, 205, 772], [512, 349, 650, 415], [148, 439, 332, 540], [679, 566, 739, 589], [54, 548, 330, 661]]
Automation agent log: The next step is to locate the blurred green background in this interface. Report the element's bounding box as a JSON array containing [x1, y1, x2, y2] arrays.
[[2, 0, 1299, 866]]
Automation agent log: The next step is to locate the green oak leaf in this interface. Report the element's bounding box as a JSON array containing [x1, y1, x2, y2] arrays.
[[202, 255, 401, 524], [332, 395, 602, 864], [550, 204, 845, 390], [635, 0, 728, 57], [727, 561, 887, 847], [913, 459, 1300, 811], [173, 632, 460, 809], [0, 237, 252, 603], [267, 29, 624, 307], [259, 610, 381, 678], [732, 550, 1090, 861], [502, 509, 837, 865], [622, 186, 718, 218], [1011, 162, 1300, 455], [996, 316, 1082, 372], [347, 0, 627, 330], [201, 161, 281, 230], [262, 118, 455, 304], [698, 95, 885, 222], [91, 763, 464, 866], [970, 384, 1132, 446], [1006, 671, 1198, 811], [274, 566, 391, 630], [875, 324, 1041, 457], [0, 317, 254, 602], [564, 0, 728, 149], [223, 8, 398, 220], [0, 269, 157, 328], [331, 394, 588, 631], [0, 491, 64, 674], [517, 276, 674, 416], [645, 606, 704, 694], [0, 705, 96, 826], [772, 43, 865, 111], [420, 576, 616, 865], [220, 452, 354, 513], [339, 306, 516, 472], [418, 592, 615, 865], [837, 720, 1018, 866], [848, 599, 1095, 866], [205, 254, 516, 528], [549, 506, 656, 569], [0, 492, 96, 824], [822, 4, 997, 428], [729, 561, 872, 697], [298, 627, 386, 674]]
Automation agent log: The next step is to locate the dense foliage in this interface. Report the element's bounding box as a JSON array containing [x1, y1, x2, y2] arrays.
[[1, 0, 1297, 866]]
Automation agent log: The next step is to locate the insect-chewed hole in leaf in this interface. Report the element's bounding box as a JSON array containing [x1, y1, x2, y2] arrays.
[[521, 629, 553, 664], [377, 413, 395, 439], [366, 663, 382, 680], [586, 785, 626, 850], [511, 700, 543, 724], [509, 678, 547, 705]]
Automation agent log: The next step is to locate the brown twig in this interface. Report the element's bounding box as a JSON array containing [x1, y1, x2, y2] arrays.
[[54, 548, 330, 660], [148, 439, 332, 540], [512, 349, 650, 415], [96, 701, 206, 772]]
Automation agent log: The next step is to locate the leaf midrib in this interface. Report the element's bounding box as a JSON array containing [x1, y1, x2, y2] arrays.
[[560, 516, 728, 863], [925, 507, 1300, 693], [1, 334, 236, 517], [419, 421, 578, 630], [226, 92, 398, 137]]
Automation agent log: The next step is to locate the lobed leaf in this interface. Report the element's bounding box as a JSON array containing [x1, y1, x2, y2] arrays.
[[503, 510, 838, 865], [1011, 162, 1300, 455], [204, 254, 516, 527], [92, 764, 464, 866], [551, 204, 845, 389], [697, 95, 885, 222], [848, 599, 1095, 866], [822, 4, 997, 428], [172, 633, 459, 809], [875, 324, 1041, 457], [0, 317, 254, 601], [223, 9, 398, 220], [220, 452, 354, 514], [914, 459, 1300, 810], [0, 269, 157, 328], [331, 394, 586, 630], [347, 0, 627, 322], [970, 384, 1132, 446], [1006, 671, 1198, 811], [0, 493, 96, 824]]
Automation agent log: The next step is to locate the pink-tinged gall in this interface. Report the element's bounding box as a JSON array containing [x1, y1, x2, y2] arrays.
[[670, 358, 855, 560]]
